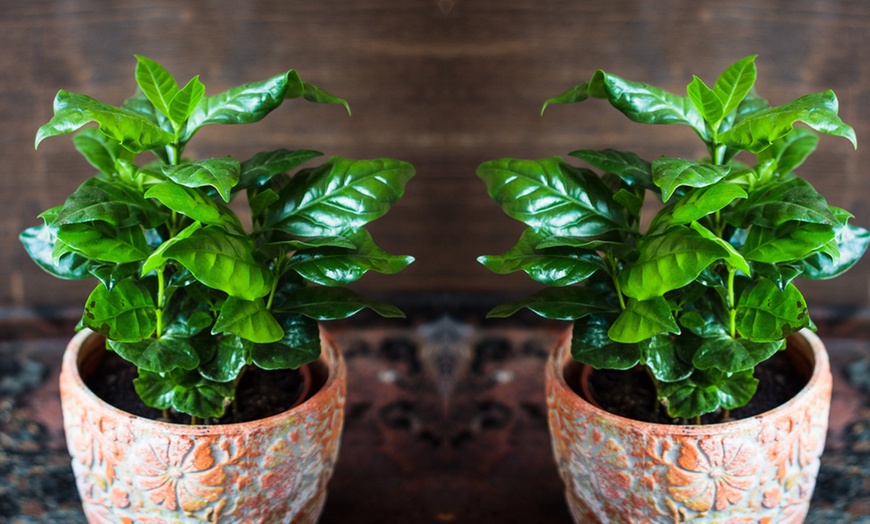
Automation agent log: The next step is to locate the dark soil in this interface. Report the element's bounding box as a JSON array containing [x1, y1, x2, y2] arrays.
[[85, 349, 310, 425], [574, 349, 808, 425]]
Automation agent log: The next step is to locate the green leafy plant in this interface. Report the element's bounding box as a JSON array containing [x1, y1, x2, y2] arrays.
[[478, 55, 868, 423], [21, 56, 414, 423]]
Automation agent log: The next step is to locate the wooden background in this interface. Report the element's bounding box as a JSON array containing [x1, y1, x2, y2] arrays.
[[3, 0, 870, 320]]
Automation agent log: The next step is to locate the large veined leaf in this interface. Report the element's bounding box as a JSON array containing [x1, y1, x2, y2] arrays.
[[277, 286, 404, 320], [181, 70, 305, 141], [19, 223, 91, 280], [238, 149, 324, 190], [83, 278, 156, 342], [162, 226, 273, 300], [134, 55, 179, 121], [213, 297, 284, 344], [800, 214, 870, 280], [108, 335, 199, 374], [288, 228, 414, 286], [620, 226, 730, 300], [72, 128, 133, 176], [658, 368, 758, 419], [302, 82, 351, 114], [57, 222, 150, 264], [736, 279, 809, 342], [642, 335, 694, 382], [198, 335, 251, 383], [265, 157, 415, 237], [666, 183, 748, 225], [57, 177, 165, 228], [140, 221, 202, 275], [135, 370, 229, 419], [477, 228, 604, 287], [651, 157, 731, 202], [36, 90, 175, 153], [487, 286, 617, 320], [145, 182, 242, 232], [742, 222, 836, 264], [608, 296, 679, 344], [162, 157, 241, 203], [689, 222, 751, 274], [692, 334, 783, 373], [719, 90, 856, 152], [169, 76, 206, 127], [713, 55, 757, 119], [727, 177, 836, 228], [568, 149, 654, 189], [571, 314, 640, 370], [686, 75, 723, 124], [477, 157, 629, 237], [756, 128, 819, 175], [251, 313, 321, 370]]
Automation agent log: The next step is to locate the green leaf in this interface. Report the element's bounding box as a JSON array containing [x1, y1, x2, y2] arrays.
[[687, 75, 723, 124], [36, 90, 175, 153], [608, 296, 679, 343], [238, 149, 323, 190], [801, 221, 870, 280], [57, 222, 150, 264], [651, 157, 731, 202], [689, 222, 750, 274], [541, 83, 590, 114], [487, 286, 617, 320], [728, 177, 836, 228], [757, 128, 819, 175], [568, 149, 654, 189], [713, 55, 757, 118], [19, 223, 92, 280], [571, 314, 640, 370], [251, 314, 321, 370], [109, 335, 199, 373], [134, 55, 179, 120], [643, 335, 693, 382], [692, 334, 783, 373], [72, 129, 133, 176], [171, 380, 228, 419], [668, 183, 747, 225], [162, 157, 241, 203], [743, 222, 837, 264], [57, 177, 165, 228], [477, 157, 629, 237], [288, 228, 414, 286], [169, 75, 206, 126], [621, 226, 730, 300], [303, 82, 351, 114], [182, 70, 302, 141], [133, 370, 174, 410], [659, 368, 757, 419], [477, 228, 603, 287], [265, 157, 415, 237], [83, 278, 156, 342], [719, 90, 856, 152], [141, 221, 202, 275], [199, 335, 251, 383], [213, 297, 284, 344], [145, 182, 242, 232], [278, 286, 404, 319], [736, 279, 809, 342], [163, 226, 273, 300]]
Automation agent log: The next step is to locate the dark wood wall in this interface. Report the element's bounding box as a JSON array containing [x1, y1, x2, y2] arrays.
[[4, 0, 870, 317]]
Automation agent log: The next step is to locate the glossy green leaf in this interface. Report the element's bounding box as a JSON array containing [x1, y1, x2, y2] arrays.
[[182, 70, 303, 141], [57, 222, 150, 264], [109, 335, 199, 374], [288, 228, 414, 286], [659, 368, 757, 419], [800, 220, 870, 280], [213, 297, 284, 344], [88, 262, 140, 291], [169, 75, 206, 127], [145, 182, 242, 232], [477, 157, 629, 237], [689, 222, 750, 274], [278, 286, 404, 319], [713, 55, 757, 118], [568, 149, 654, 189], [19, 223, 92, 280], [687, 75, 723, 124], [621, 226, 730, 300], [72, 129, 132, 176], [171, 380, 228, 419], [163, 226, 273, 300], [141, 221, 202, 275], [742, 222, 836, 264], [730, 177, 836, 229], [486, 286, 616, 320], [477, 228, 603, 287], [83, 279, 156, 342], [668, 183, 747, 225], [692, 334, 783, 373], [238, 149, 323, 190], [134, 55, 179, 120], [162, 157, 240, 203], [757, 128, 819, 175], [719, 90, 856, 152], [736, 280, 809, 342], [571, 314, 640, 370], [265, 157, 415, 237], [302, 82, 351, 114], [57, 177, 164, 228], [751, 262, 804, 291], [133, 371, 174, 410], [643, 335, 694, 382], [651, 157, 731, 202], [36, 90, 175, 152], [199, 335, 251, 383], [251, 314, 321, 370], [608, 296, 679, 343]]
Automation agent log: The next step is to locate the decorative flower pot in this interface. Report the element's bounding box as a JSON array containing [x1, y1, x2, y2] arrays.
[[60, 328, 346, 524], [546, 328, 831, 523]]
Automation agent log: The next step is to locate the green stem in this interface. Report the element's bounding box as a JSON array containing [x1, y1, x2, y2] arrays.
[[190, 415, 200, 426], [693, 415, 702, 425], [156, 267, 166, 338], [606, 253, 627, 311], [727, 265, 737, 338], [266, 257, 284, 310]]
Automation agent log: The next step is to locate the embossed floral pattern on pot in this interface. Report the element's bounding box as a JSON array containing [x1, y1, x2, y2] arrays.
[[60, 328, 346, 524], [546, 328, 831, 524]]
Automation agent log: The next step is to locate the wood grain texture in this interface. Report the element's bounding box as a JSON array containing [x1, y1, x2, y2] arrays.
[[3, 0, 869, 314]]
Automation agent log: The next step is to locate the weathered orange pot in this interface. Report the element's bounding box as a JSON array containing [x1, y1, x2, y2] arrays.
[[546, 328, 831, 523], [60, 328, 346, 524]]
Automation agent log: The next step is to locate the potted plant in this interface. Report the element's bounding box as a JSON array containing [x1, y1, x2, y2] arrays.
[[20, 55, 415, 522], [477, 55, 868, 522]]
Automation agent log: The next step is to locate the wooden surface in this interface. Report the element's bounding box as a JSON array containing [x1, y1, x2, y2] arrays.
[[3, 0, 870, 315]]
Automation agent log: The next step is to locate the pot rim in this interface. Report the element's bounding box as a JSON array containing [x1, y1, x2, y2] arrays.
[[547, 327, 830, 435], [61, 327, 345, 435]]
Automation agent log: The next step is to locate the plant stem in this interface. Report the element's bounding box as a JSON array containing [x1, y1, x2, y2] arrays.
[[266, 257, 284, 310], [606, 253, 626, 310], [727, 265, 737, 338], [156, 268, 166, 338], [190, 415, 200, 426], [693, 415, 702, 425]]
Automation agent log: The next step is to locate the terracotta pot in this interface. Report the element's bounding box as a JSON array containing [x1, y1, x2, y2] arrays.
[[60, 328, 346, 524], [545, 328, 831, 523]]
